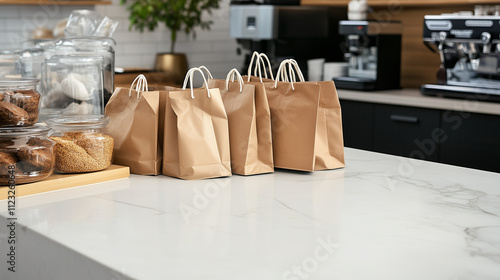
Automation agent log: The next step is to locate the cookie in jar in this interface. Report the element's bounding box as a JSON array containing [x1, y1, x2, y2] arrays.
[[46, 115, 114, 173], [0, 126, 55, 185], [0, 78, 41, 127]]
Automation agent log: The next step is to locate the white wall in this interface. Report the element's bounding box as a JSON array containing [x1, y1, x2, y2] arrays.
[[0, 0, 244, 79]]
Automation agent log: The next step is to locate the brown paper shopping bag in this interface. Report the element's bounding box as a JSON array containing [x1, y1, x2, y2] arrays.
[[208, 68, 274, 175], [148, 85, 180, 167], [163, 67, 231, 180], [105, 75, 162, 175], [264, 59, 345, 171]]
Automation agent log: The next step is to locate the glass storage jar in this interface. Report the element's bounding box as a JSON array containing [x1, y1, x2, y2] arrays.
[[46, 115, 114, 173], [56, 37, 116, 105], [0, 50, 21, 78], [0, 126, 55, 185], [41, 55, 104, 116], [0, 78, 41, 127], [19, 48, 45, 80]]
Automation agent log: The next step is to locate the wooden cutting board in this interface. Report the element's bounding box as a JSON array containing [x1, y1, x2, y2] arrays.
[[0, 165, 130, 200]]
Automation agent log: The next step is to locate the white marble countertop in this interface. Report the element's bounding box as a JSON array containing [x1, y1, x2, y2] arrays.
[[1, 148, 500, 280], [338, 88, 500, 116]]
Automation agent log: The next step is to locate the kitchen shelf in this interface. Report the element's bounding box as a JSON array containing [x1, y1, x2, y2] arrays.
[[0, 0, 111, 5]]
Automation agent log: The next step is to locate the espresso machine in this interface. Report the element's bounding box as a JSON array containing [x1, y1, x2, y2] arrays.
[[230, 1, 346, 77], [333, 20, 402, 90], [421, 14, 500, 100]]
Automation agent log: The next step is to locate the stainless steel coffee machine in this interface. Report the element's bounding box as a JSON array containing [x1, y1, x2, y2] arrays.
[[421, 15, 500, 100], [333, 20, 402, 91]]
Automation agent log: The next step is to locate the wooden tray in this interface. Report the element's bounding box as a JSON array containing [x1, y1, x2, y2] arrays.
[[0, 165, 130, 200]]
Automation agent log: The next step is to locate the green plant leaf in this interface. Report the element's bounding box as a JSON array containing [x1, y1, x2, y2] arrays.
[[121, 0, 221, 52]]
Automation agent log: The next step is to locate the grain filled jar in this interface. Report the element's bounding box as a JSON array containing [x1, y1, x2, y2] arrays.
[[0, 126, 55, 185], [46, 115, 113, 173], [0, 78, 41, 127]]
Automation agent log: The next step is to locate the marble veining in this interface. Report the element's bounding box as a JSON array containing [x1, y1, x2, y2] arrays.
[[0, 148, 499, 280]]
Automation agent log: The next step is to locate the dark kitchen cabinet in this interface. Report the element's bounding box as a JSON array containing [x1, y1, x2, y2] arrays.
[[340, 99, 500, 172], [340, 100, 374, 150], [440, 111, 500, 173], [373, 104, 440, 161]]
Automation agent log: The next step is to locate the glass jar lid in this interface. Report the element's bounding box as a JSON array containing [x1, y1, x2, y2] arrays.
[[19, 48, 44, 58], [0, 125, 51, 137], [0, 49, 21, 55], [46, 115, 109, 131], [46, 54, 104, 66], [0, 78, 40, 87], [57, 36, 117, 47]]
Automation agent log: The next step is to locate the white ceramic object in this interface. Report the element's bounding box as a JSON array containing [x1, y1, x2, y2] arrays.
[[307, 58, 325, 81], [323, 62, 348, 81], [348, 0, 368, 20]]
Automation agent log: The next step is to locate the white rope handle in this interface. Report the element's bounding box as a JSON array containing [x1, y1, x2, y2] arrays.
[[247, 52, 275, 82], [274, 59, 306, 90], [182, 67, 210, 99], [253, 56, 268, 80], [281, 60, 304, 83], [274, 59, 305, 90], [128, 74, 148, 100], [247, 51, 260, 81], [252, 53, 274, 81], [280, 66, 289, 83], [288, 59, 305, 82], [198, 65, 214, 79], [225, 68, 244, 93], [274, 60, 295, 90]]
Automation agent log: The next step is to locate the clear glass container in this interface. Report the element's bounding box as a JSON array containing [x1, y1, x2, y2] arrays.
[[0, 50, 21, 78], [19, 48, 45, 80], [46, 115, 114, 173], [41, 55, 104, 115], [37, 108, 63, 124], [0, 78, 41, 127], [56, 37, 116, 105], [0, 126, 55, 185], [35, 40, 58, 59]]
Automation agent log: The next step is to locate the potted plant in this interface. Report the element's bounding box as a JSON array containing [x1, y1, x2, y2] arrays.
[[120, 0, 221, 84]]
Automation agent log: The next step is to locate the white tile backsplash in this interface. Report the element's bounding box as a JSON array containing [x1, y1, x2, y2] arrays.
[[0, 6, 18, 18], [0, 0, 244, 79]]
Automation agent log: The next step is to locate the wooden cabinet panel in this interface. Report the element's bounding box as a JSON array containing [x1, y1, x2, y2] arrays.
[[340, 100, 374, 150], [440, 112, 500, 173], [373, 104, 441, 161]]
